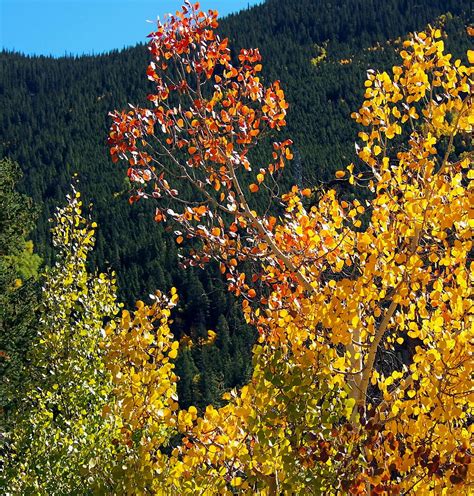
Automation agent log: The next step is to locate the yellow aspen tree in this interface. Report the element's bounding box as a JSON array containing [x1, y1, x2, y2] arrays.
[[3, 188, 124, 495], [108, 3, 473, 493], [103, 290, 180, 494]]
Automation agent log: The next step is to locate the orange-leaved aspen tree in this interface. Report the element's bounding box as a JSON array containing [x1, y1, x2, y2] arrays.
[[109, 3, 473, 494]]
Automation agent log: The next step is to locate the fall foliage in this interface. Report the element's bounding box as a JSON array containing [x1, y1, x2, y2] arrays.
[[2, 2, 472, 495], [108, 2, 473, 494], [3, 188, 124, 494]]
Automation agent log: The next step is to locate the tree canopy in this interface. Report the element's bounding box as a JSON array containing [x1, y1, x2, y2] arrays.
[[107, 4, 473, 493]]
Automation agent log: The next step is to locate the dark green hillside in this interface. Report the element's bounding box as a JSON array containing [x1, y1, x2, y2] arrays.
[[0, 0, 472, 406]]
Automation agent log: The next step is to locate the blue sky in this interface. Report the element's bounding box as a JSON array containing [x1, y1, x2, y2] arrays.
[[1, 1, 261, 57]]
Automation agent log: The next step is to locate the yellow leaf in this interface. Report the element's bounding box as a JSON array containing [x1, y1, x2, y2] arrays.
[[168, 348, 178, 359], [231, 477, 243, 487]]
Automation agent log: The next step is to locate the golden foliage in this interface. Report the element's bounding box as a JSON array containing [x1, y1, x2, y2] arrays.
[[104, 8, 473, 494]]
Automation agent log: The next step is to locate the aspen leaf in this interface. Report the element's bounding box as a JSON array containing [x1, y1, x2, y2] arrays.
[[249, 183, 259, 192], [168, 348, 178, 359]]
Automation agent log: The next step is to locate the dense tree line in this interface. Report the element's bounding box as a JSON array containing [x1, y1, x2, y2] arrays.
[[0, 158, 41, 425]]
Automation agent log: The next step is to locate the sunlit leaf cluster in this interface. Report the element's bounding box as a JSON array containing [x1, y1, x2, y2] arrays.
[[3, 188, 123, 495]]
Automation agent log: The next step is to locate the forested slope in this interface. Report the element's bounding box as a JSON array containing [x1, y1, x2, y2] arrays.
[[1, 0, 472, 406]]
